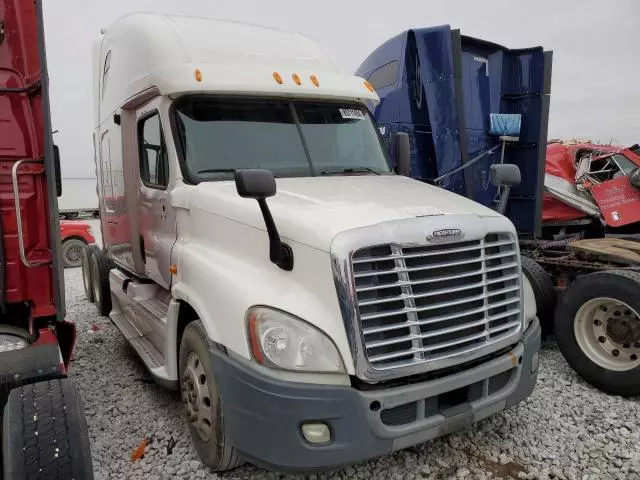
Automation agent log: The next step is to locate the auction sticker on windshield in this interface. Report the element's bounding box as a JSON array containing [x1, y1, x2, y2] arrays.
[[339, 108, 365, 120]]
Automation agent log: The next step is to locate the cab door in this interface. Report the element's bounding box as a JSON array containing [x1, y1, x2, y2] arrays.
[[136, 100, 176, 289]]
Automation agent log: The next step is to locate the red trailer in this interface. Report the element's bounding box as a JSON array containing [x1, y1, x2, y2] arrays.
[[0, 0, 93, 478]]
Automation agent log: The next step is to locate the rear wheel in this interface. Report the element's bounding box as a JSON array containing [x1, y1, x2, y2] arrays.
[[2, 378, 94, 480], [555, 270, 640, 396], [89, 248, 113, 316], [521, 256, 556, 335], [81, 245, 100, 303], [179, 320, 244, 471], [61, 238, 87, 268]]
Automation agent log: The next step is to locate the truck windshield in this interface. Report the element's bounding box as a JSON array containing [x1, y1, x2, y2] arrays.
[[173, 97, 391, 181]]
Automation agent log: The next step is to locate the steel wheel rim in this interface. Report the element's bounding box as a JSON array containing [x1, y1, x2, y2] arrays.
[[574, 297, 640, 372], [66, 244, 83, 266], [181, 352, 214, 441], [82, 252, 91, 294]]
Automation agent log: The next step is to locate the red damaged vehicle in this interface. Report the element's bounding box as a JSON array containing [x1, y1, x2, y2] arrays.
[[60, 220, 96, 268], [542, 141, 640, 234]]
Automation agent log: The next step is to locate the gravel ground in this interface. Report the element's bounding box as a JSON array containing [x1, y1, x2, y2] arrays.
[[64, 266, 640, 480]]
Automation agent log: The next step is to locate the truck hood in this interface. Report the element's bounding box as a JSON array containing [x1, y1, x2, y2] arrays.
[[180, 175, 502, 252]]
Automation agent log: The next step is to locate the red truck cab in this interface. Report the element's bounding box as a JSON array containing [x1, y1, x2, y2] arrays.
[[0, 0, 94, 477]]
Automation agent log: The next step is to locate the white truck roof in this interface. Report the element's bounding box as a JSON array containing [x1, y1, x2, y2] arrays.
[[93, 13, 378, 126]]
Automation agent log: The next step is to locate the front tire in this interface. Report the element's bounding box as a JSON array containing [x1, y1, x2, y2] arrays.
[[179, 320, 244, 471], [2, 379, 94, 480], [554, 270, 640, 396]]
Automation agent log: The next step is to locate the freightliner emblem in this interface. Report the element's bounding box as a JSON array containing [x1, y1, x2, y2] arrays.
[[428, 228, 463, 241]]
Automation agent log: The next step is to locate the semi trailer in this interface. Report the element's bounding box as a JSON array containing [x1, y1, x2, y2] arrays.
[[357, 26, 640, 396], [0, 0, 94, 478], [82, 13, 541, 472], [57, 177, 100, 219]]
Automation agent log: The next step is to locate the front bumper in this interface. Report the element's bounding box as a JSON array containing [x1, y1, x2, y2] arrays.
[[213, 317, 541, 472]]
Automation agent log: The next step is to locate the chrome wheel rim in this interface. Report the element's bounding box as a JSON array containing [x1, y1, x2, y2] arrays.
[[181, 352, 213, 441], [574, 297, 640, 372]]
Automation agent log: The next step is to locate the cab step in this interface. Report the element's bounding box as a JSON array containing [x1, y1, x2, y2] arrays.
[[111, 310, 163, 368]]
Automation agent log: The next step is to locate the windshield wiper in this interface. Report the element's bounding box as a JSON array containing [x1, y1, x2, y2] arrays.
[[197, 168, 279, 178], [320, 167, 381, 176], [197, 168, 236, 174]]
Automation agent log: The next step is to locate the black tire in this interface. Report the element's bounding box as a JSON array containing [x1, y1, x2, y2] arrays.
[[61, 238, 87, 268], [2, 378, 94, 480], [89, 248, 112, 316], [554, 269, 640, 397], [521, 256, 557, 335], [179, 320, 244, 471], [81, 245, 100, 303]]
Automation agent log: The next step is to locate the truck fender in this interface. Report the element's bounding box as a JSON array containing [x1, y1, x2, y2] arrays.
[[171, 282, 221, 347]]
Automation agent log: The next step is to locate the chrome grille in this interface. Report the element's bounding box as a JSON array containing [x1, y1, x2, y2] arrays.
[[352, 233, 521, 371]]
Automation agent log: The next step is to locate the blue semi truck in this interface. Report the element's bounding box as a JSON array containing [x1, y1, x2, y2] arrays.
[[356, 25, 552, 236], [356, 27, 640, 397]]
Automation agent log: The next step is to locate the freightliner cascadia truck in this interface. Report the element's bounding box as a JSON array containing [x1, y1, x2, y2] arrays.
[[82, 13, 541, 472]]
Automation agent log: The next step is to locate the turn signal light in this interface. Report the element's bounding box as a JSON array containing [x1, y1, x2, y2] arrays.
[[194, 69, 202, 82], [310, 74, 319, 87], [169, 264, 178, 275], [292, 73, 301, 86], [273, 72, 283, 84], [364, 80, 375, 92]]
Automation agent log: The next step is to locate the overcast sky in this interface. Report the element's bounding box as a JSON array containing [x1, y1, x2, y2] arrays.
[[43, 0, 640, 179]]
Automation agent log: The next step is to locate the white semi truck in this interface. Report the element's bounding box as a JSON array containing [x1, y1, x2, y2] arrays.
[[82, 13, 541, 472]]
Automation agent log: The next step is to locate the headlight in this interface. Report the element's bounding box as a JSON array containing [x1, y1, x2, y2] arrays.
[[522, 273, 537, 328], [247, 307, 345, 373]]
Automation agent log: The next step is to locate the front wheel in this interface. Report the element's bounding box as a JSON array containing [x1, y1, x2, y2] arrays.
[[554, 270, 640, 396], [179, 320, 244, 471]]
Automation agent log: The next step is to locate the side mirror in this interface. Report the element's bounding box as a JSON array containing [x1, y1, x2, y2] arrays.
[[53, 144, 62, 197], [490, 163, 521, 187], [394, 132, 411, 177], [630, 167, 640, 190], [235, 168, 276, 199], [234, 169, 293, 271]]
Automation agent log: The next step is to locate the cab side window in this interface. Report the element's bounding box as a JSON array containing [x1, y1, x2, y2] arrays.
[[138, 113, 169, 188]]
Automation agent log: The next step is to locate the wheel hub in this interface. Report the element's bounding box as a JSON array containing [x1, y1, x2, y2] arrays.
[[67, 245, 82, 263], [181, 352, 213, 441], [606, 315, 640, 345], [574, 297, 640, 372]]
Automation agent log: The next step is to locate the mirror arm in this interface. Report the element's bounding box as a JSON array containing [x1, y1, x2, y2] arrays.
[[257, 198, 294, 271]]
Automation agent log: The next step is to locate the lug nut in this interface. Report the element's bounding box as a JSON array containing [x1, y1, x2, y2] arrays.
[[623, 343, 630, 349], [594, 319, 602, 326], [612, 349, 620, 357], [598, 336, 606, 343], [614, 311, 621, 317], [631, 354, 638, 361], [600, 305, 608, 312]]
